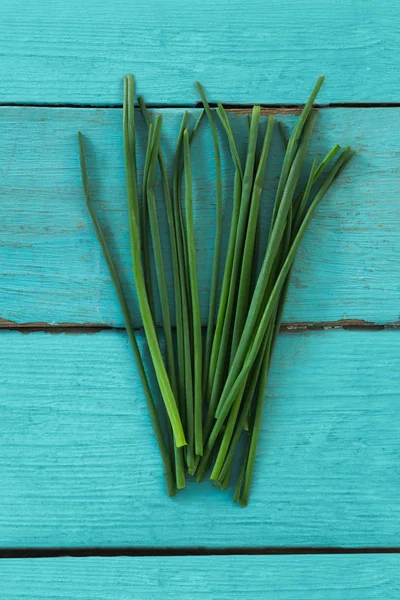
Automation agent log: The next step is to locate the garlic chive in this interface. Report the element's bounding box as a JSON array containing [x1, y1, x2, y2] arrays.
[[123, 76, 186, 448], [81, 75, 353, 501], [183, 128, 203, 457], [78, 132, 176, 497], [206, 106, 260, 434], [195, 83, 223, 403], [217, 148, 355, 426], [145, 115, 186, 487], [231, 115, 275, 356], [215, 110, 318, 420], [141, 123, 156, 318], [206, 106, 243, 404]]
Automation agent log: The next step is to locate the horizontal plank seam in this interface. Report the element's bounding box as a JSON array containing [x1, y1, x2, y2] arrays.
[[1, 547, 400, 559], [0, 319, 399, 334], [2, 102, 400, 111]]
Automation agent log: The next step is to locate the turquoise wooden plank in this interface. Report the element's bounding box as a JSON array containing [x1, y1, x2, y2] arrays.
[[1, 328, 399, 547], [1, 107, 399, 327], [0, 0, 398, 104], [1, 555, 400, 599]]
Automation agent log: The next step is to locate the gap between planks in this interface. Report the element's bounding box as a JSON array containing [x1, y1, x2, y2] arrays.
[[0, 319, 399, 335], [1, 547, 400, 559], [2, 102, 400, 111]]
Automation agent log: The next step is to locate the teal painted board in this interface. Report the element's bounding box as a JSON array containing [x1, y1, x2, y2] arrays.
[[0, 0, 398, 104], [1, 555, 400, 599], [1, 329, 399, 547], [1, 107, 399, 327]]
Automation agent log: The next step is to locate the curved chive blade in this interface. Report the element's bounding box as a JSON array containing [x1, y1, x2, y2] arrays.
[[138, 96, 190, 485], [125, 76, 140, 239], [78, 132, 176, 497], [173, 111, 195, 469], [146, 116, 177, 400], [270, 76, 324, 229], [183, 128, 203, 457], [206, 106, 243, 405], [138, 96, 187, 424], [175, 109, 206, 472], [293, 143, 341, 234], [81, 74, 353, 503], [145, 115, 186, 488], [217, 105, 243, 177], [141, 123, 156, 318], [195, 82, 223, 403], [292, 156, 319, 232], [138, 99, 183, 332], [314, 144, 341, 180], [123, 76, 186, 448]]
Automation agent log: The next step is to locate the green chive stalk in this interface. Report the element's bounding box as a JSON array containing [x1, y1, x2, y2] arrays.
[[230, 115, 275, 357], [214, 110, 318, 420], [172, 112, 195, 469], [141, 124, 155, 317], [209, 107, 260, 409], [269, 76, 324, 229], [78, 132, 176, 497], [205, 106, 243, 403], [146, 116, 177, 408], [172, 110, 207, 469], [138, 97, 185, 423], [123, 75, 186, 448], [204, 107, 260, 439], [196, 83, 223, 402], [183, 129, 203, 456], [145, 115, 186, 487]]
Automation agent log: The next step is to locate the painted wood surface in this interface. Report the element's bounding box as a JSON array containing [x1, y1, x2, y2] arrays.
[[1, 328, 399, 548], [1, 555, 400, 599], [0, 0, 398, 105], [1, 107, 399, 327]]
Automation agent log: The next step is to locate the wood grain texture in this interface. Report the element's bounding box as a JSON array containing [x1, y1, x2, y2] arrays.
[[0, 0, 398, 104], [1, 107, 399, 326], [1, 329, 399, 548], [1, 555, 400, 599]]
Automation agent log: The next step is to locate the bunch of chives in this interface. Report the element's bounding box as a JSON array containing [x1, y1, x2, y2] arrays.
[[78, 75, 353, 504]]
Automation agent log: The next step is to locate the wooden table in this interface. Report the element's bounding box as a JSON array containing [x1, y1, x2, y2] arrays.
[[1, 0, 400, 597]]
